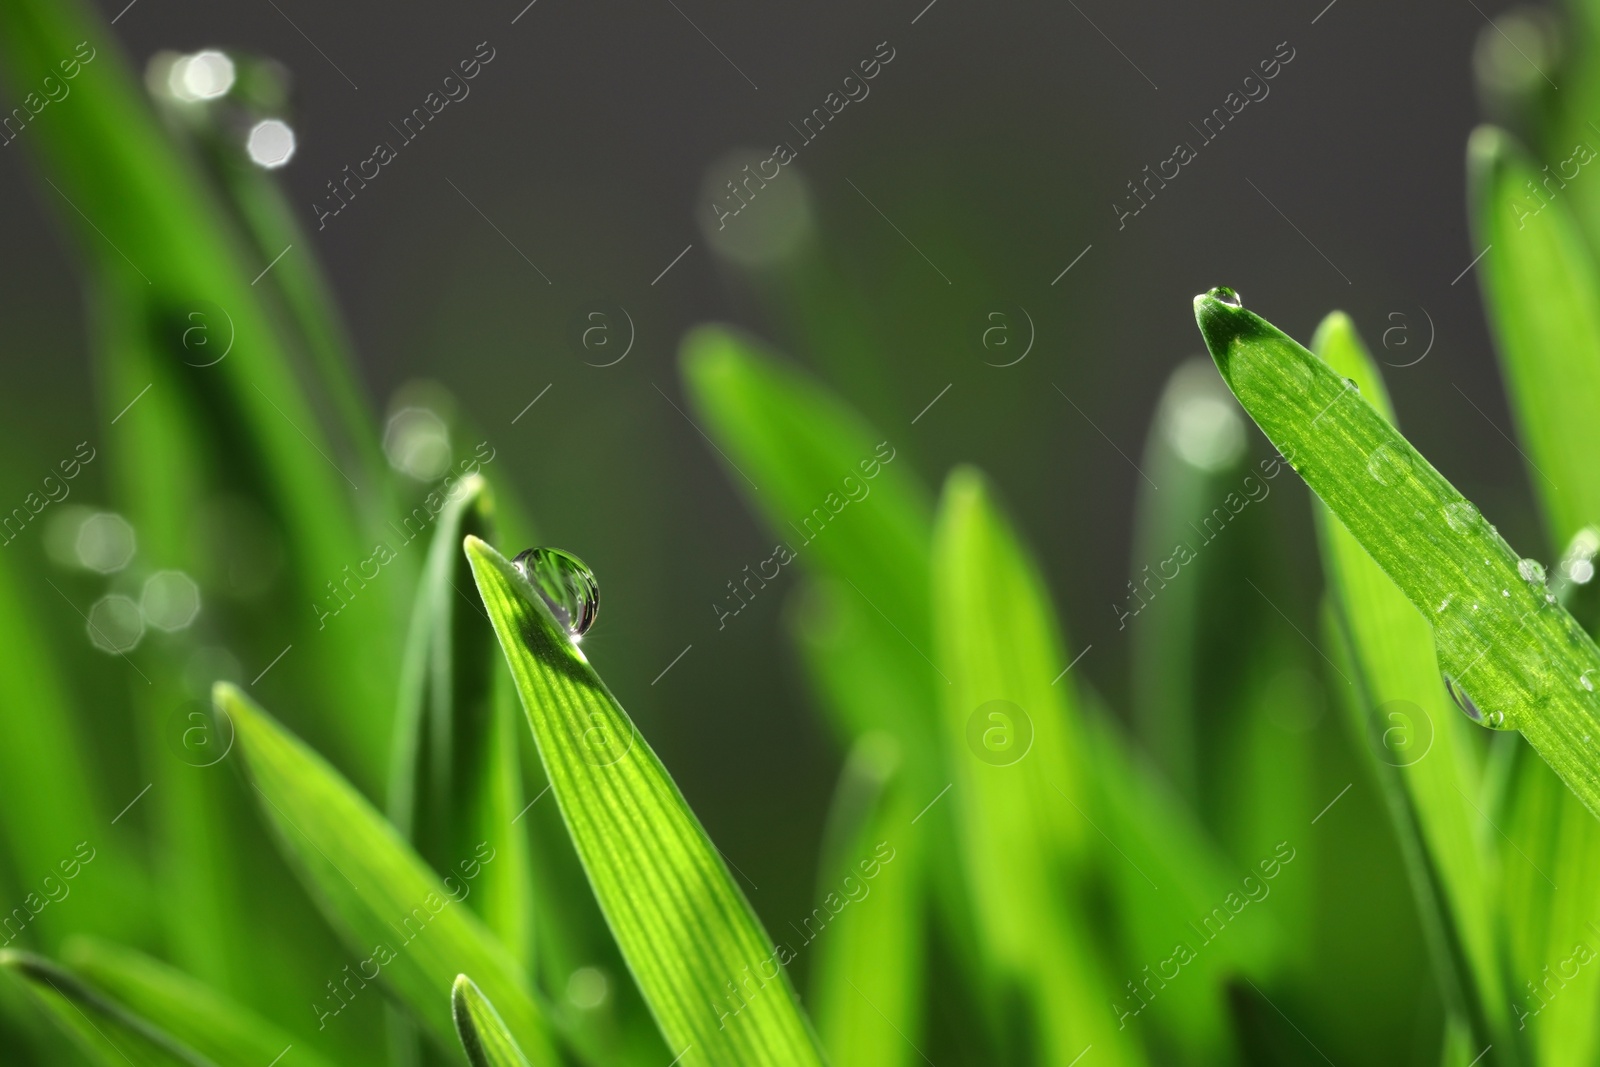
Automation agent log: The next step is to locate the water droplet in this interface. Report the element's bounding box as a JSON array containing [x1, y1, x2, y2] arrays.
[[1366, 443, 1413, 487], [1344, 377, 1361, 394], [1582, 670, 1596, 692], [1517, 557, 1548, 588], [1209, 286, 1242, 308], [1443, 673, 1509, 729], [1444, 500, 1482, 534], [512, 548, 599, 638], [1562, 528, 1600, 584]]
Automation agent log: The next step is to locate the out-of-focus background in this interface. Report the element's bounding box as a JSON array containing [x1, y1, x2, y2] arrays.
[[0, 0, 1564, 1059]]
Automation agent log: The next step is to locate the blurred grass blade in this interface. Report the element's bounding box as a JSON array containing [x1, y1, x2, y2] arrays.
[[0, 550, 146, 947], [1078, 705, 1282, 1060], [932, 467, 1142, 1066], [1307, 312, 1507, 1048], [1469, 127, 1600, 546], [389, 475, 532, 965], [464, 536, 826, 1067], [679, 327, 937, 753], [1498, 744, 1600, 1063], [1194, 289, 1600, 816], [1128, 359, 1249, 802], [805, 732, 924, 1067], [213, 683, 561, 1064], [680, 326, 931, 632], [453, 974, 533, 1067], [62, 937, 339, 1067], [0, 950, 215, 1066]]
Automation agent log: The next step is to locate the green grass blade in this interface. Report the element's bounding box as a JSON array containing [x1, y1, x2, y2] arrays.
[[1498, 746, 1600, 1062], [0, 550, 144, 949], [680, 326, 931, 633], [389, 475, 532, 966], [213, 683, 561, 1064], [0, 951, 215, 1067], [1307, 312, 1507, 1047], [1078, 706, 1283, 1059], [61, 938, 339, 1067], [453, 974, 533, 1067], [805, 733, 924, 1067], [932, 466, 1142, 1066], [679, 328, 938, 757], [1469, 126, 1600, 546], [464, 535, 826, 1067], [1193, 289, 1600, 814], [1127, 359, 1250, 802]]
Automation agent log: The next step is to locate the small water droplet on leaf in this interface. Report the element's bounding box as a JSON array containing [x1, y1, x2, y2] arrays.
[[1209, 286, 1242, 308], [1444, 500, 1482, 534], [512, 547, 600, 638], [1518, 557, 1547, 586], [1366, 443, 1413, 487], [1443, 672, 1509, 729]]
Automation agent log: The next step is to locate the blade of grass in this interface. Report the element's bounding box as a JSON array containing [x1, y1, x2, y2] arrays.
[[932, 466, 1143, 1066], [805, 732, 925, 1067], [464, 535, 826, 1067], [1, 0, 400, 789], [683, 331, 998, 1042], [1128, 359, 1249, 803], [61, 937, 339, 1067], [679, 327, 935, 754], [389, 475, 532, 966], [1468, 126, 1600, 547], [453, 974, 533, 1067], [1497, 744, 1600, 1062], [0, 950, 215, 1067], [1077, 703, 1284, 1061], [213, 683, 562, 1065], [1307, 312, 1508, 1052], [1193, 289, 1600, 816], [0, 549, 145, 949]]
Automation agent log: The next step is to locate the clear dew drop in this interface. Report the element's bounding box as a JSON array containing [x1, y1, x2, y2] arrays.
[[1443, 672, 1509, 729], [1209, 286, 1243, 308], [1517, 557, 1548, 587], [1366, 443, 1413, 487], [1444, 500, 1482, 534], [511, 547, 600, 639], [1583, 670, 1597, 693]]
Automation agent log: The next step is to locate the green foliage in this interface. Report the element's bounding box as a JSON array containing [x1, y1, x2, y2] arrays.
[[1195, 290, 1600, 816], [10, 0, 1600, 1062], [466, 536, 825, 1067], [452, 975, 533, 1067], [216, 683, 561, 1064]]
